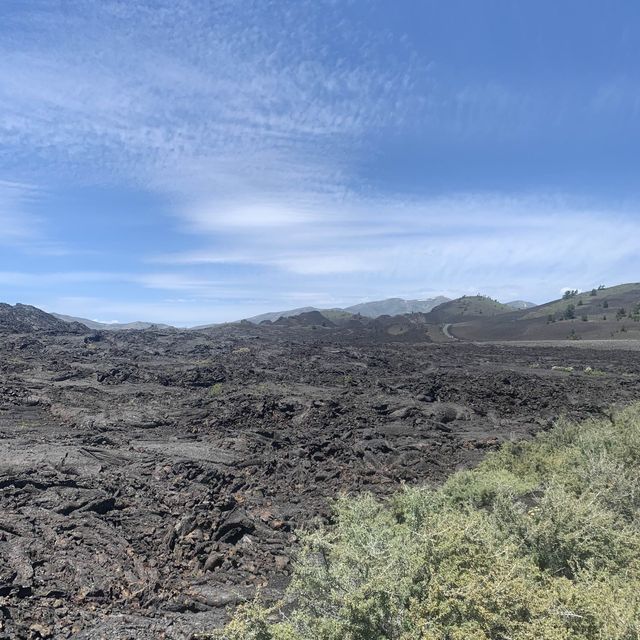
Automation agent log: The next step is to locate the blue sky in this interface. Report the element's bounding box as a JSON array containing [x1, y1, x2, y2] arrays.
[[1, 0, 639, 325]]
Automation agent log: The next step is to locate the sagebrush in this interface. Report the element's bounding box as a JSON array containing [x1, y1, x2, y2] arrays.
[[211, 404, 640, 640]]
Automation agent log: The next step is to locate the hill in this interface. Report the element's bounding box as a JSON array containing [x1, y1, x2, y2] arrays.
[[0, 303, 85, 333], [424, 295, 514, 324], [271, 310, 336, 328], [449, 283, 640, 341]]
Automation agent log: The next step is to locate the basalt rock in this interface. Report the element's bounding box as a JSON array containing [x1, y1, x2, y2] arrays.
[[0, 321, 639, 637]]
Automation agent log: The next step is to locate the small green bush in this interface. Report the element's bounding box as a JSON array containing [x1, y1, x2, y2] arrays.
[[209, 382, 224, 396], [212, 405, 640, 640]]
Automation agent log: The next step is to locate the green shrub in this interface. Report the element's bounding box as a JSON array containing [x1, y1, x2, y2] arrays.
[[209, 382, 224, 396], [213, 405, 640, 640]]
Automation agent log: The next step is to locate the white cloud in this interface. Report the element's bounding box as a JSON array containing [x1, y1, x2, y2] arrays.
[[156, 192, 640, 286], [0, 271, 124, 286], [0, 180, 41, 242]]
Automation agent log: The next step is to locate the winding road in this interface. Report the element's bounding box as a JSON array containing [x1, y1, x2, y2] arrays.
[[442, 323, 459, 340]]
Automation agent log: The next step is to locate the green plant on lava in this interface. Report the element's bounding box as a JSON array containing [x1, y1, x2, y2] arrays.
[[209, 382, 224, 397], [210, 404, 640, 640]]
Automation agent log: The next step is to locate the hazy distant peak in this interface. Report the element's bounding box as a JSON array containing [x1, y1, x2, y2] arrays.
[[52, 313, 173, 331], [344, 296, 450, 318], [505, 300, 536, 310], [243, 297, 451, 324]]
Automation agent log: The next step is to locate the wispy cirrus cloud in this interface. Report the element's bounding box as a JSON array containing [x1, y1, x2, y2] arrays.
[[153, 191, 640, 306], [0, 1, 417, 187], [0, 180, 41, 241]]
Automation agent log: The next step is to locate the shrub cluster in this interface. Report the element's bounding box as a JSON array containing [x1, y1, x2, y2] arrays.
[[211, 405, 640, 640]]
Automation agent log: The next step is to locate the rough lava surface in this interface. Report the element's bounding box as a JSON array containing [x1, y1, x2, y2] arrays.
[[1, 309, 640, 638]]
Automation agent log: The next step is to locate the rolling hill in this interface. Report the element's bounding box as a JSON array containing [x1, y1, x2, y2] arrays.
[[1, 304, 85, 333], [423, 295, 514, 324], [448, 283, 640, 341]]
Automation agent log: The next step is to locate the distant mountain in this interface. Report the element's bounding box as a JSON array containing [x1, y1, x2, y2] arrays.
[[243, 307, 323, 325], [343, 296, 450, 318], [244, 296, 450, 324], [1, 304, 85, 333], [505, 300, 536, 310], [52, 313, 173, 331]]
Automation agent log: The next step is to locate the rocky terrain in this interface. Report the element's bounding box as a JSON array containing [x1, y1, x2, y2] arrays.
[[1, 304, 640, 638]]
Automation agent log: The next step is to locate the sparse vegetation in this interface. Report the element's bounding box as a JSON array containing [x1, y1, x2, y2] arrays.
[[584, 366, 605, 376], [563, 289, 579, 300], [209, 382, 224, 396], [212, 405, 640, 640], [233, 347, 251, 355]]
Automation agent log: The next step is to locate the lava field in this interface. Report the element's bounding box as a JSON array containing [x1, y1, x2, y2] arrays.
[[1, 323, 640, 638]]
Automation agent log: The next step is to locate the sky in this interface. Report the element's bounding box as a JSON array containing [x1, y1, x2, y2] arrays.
[[1, 0, 639, 326]]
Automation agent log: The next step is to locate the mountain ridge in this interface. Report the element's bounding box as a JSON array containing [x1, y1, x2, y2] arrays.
[[239, 296, 451, 325], [52, 313, 174, 331]]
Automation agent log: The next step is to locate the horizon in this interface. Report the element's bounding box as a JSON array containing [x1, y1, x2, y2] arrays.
[[6, 285, 632, 329], [2, 2, 639, 325]]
